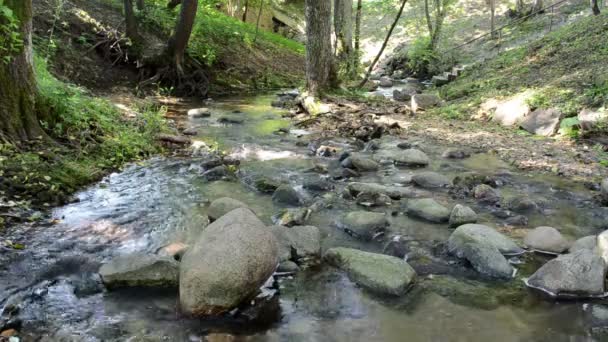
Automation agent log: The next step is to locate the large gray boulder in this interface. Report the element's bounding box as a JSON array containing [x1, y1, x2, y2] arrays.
[[208, 197, 249, 221], [489, 92, 531, 126], [449, 204, 478, 228], [406, 198, 450, 223], [524, 226, 570, 254], [578, 108, 608, 131], [411, 171, 452, 189], [526, 249, 606, 298], [272, 185, 301, 206], [99, 254, 179, 289], [325, 247, 416, 296], [379, 76, 393, 87], [179, 208, 279, 316], [411, 94, 442, 114], [374, 148, 430, 167], [448, 224, 524, 257], [348, 154, 379, 171], [520, 108, 562, 136], [270, 225, 322, 262], [461, 243, 514, 279], [338, 211, 388, 240], [569, 235, 597, 253]]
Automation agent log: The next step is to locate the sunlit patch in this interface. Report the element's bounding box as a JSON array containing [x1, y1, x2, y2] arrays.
[[229, 145, 305, 161]]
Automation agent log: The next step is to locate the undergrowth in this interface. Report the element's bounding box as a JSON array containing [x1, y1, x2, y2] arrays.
[[0, 56, 165, 207]]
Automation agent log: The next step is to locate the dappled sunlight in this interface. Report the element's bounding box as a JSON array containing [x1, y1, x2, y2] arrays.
[[229, 144, 306, 161]]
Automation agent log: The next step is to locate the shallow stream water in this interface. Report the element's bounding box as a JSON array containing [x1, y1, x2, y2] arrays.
[[2, 94, 608, 341]]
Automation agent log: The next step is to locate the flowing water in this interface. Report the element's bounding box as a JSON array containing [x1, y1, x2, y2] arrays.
[[2, 94, 608, 341]]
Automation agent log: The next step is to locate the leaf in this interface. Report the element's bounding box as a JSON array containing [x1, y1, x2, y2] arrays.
[[43, 175, 51, 181]]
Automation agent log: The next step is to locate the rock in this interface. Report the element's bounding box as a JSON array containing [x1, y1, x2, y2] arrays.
[[406, 198, 450, 223], [598, 230, 608, 266], [182, 127, 199, 135], [379, 76, 393, 87], [217, 116, 244, 124], [393, 89, 412, 102], [180, 208, 278, 316], [338, 211, 389, 240], [411, 172, 452, 189], [448, 224, 524, 257], [508, 196, 538, 213], [202, 165, 230, 181], [396, 141, 412, 149], [374, 148, 430, 167], [303, 178, 333, 192], [349, 154, 379, 171], [277, 261, 299, 273], [99, 254, 179, 289], [489, 91, 532, 126], [187, 108, 211, 117], [316, 145, 339, 157], [356, 192, 392, 207], [157, 242, 189, 261], [272, 208, 311, 227], [520, 108, 562, 136], [272, 185, 301, 206], [504, 215, 528, 227], [270, 225, 321, 262], [411, 94, 442, 114], [569, 235, 597, 253], [346, 182, 418, 200], [524, 226, 570, 254], [526, 249, 606, 298], [473, 184, 501, 204], [324, 247, 416, 296], [460, 243, 514, 279], [431, 75, 449, 86], [254, 177, 281, 194], [579, 108, 608, 131], [449, 204, 478, 227], [602, 178, 608, 203], [208, 197, 249, 221], [442, 149, 470, 159]]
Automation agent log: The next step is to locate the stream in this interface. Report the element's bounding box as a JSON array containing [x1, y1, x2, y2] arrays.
[[2, 94, 608, 341]]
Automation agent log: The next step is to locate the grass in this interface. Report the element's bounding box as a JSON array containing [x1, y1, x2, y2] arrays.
[[429, 12, 608, 127], [0, 56, 166, 208]]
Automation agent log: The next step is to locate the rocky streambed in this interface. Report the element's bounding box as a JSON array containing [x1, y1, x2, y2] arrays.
[[2, 94, 608, 341]]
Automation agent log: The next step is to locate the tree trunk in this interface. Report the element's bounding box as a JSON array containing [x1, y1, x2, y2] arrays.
[[424, 0, 434, 40], [136, 0, 145, 10], [358, 0, 408, 88], [334, 0, 353, 56], [242, 0, 249, 22], [531, 0, 543, 13], [490, 0, 497, 39], [354, 0, 362, 61], [124, 0, 140, 43], [305, 0, 335, 96], [591, 0, 600, 15], [166, 0, 199, 72], [0, 0, 45, 143], [253, 0, 265, 42], [429, 0, 444, 50], [516, 0, 525, 15]]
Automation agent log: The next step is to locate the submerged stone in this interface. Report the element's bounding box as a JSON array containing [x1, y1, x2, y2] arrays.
[[338, 211, 388, 240], [523, 226, 570, 254], [272, 185, 301, 206], [406, 198, 450, 223], [208, 197, 249, 221], [448, 224, 524, 257], [99, 254, 179, 289], [449, 204, 478, 228], [270, 225, 322, 263], [460, 243, 514, 279], [411, 171, 452, 189], [325, 247, 416, 296]]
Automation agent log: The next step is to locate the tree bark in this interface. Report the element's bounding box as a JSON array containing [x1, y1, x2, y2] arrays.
[[305, 0, 335, 96], [166, 0, 199, 72], [334, 0, 354, 76], [242, 0, 249, 22], [253, 0, 264, 42], [168, 0, 181, 9], [136, 0, 145, 10], [591, 0, 600, 15], [429, 0, 444, 50], [531, 0, 543, 13], [354, 0, 362, 61], [0, 0, 45, 143], [124, 0, 140, 43], [358, 0, 408, 87]]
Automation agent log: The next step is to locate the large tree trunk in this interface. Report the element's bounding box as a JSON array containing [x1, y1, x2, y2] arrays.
[[166, 0, 199, 72], [136, 0, 145, 10], [358, 0, 408, 87], [0, 0, 45, 143], [591, 0, 600, 15], [531, 0, 543, 13], [429, 0, 444, 50], [305, 0, 335, 96], [242, 0, 249, 22], [124, 0, 140, 43], [489, 0, 497, 39], [334, 0, 354, 76], [354, 0, 362, 61]]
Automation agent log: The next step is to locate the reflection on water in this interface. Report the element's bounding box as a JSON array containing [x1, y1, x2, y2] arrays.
[[2, 94, 608, 341]]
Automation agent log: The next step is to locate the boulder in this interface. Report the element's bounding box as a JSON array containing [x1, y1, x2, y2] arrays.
[[179, 208, 278, 316], [460, 243, 514, 279], [406, 198, 450, 223], [578, 108, 608, 131], [272, 185, 301, 206], [393, 89, 412, 102], [346, 182, 418, 200], [602, 178, 608, 203], [270, 225, 322, 262], [208, 197, 249, 221], [254, 177, 281, 194], [598, 230, 608, 266], [277, 261, 300, 273], [520, 108, 562, 136], [349, 154, 379, 171], [411, 171, 452, 189], [442, 149, 470, 159], [182, 127, 199, 136], [448, 224, 524, 257], [411, 94, 442, 114], [526, 249, 606, 298], [303, 178, 334, 192], [99, 254, 179, 289], [524, 226, 570, 254], [508, 196, 538, 213], [187, 108, 211, 117], [449, 204, 478, 228], [324, 247, 416, 296], [379, 76, 393, 87], [338, 211, 389, 240], [569, 235, 597, 253], [473, 184, 501, 204], [374, 148, 430, 167], [202, 165, 230, 181], [157, 242, 189, 261], [489, 92, 532, 126], [272, 208, 311, 227]]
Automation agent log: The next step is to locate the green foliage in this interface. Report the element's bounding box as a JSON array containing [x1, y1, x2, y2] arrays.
[[407, 36, 436, 75], [0, 56, 166, 206], [558, 117, 580, 139], [0, 0, 23, 63]]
